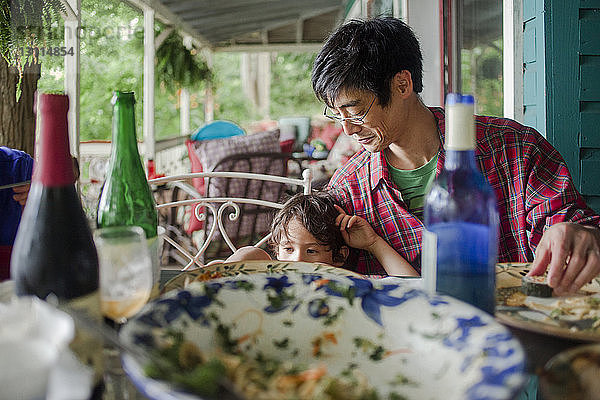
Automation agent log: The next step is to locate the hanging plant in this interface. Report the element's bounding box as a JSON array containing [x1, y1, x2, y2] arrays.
[[1, 0, 64, 62], [155, 30, 212, 91], [0, 0, 64, 154]]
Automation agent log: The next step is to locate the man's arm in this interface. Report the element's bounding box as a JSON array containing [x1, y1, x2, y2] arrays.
[[520, 130, 600, 294]]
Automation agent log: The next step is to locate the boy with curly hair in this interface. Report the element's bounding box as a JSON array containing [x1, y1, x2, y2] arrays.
[[227, 192, 418, 276]]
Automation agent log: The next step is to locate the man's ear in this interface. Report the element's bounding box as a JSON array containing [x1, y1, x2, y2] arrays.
[[333, 246, 350, 267], [392, 70, 413, 98]]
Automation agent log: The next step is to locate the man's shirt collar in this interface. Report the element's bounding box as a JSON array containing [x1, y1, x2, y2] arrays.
[[368, 107, 447, 189]]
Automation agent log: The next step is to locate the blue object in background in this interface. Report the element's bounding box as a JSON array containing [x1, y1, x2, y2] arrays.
[[190, 120, 244, 141], [0, 146, 34, 246]]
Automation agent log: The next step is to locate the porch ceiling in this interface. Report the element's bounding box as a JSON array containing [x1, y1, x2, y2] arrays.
[[124, 0, 347, 52]]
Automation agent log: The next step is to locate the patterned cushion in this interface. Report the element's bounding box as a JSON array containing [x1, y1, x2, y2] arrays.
[[193, 129, 281, 170], [185, 139, 206, 234], [190, 130, 287, 255]]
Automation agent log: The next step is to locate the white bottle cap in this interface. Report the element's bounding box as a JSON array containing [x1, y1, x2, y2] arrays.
[[445, 93, 475, 151]]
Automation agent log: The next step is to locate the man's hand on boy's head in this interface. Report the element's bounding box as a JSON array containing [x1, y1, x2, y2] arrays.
[[334, 205, 380, 251]]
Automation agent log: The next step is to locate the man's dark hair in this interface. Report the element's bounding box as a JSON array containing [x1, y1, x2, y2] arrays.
[[312, 17, 423, 108], [270, 192, 346, 264]]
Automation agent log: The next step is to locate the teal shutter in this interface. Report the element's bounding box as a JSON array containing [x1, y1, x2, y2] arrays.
[[523, 0, 600, 212], [577, 1, 600, 211]]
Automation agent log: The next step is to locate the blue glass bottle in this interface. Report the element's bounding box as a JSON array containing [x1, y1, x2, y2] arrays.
[[422, 93, 499, 314]]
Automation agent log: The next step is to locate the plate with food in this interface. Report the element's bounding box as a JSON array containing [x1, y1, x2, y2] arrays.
[[121, 270, 525, 400], [539, 343, 600, 400], [495, 263, 600, 342]]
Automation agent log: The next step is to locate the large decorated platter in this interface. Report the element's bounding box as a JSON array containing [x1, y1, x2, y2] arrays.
[[496, 263, 600, 342], [121, 265, 525, 400]]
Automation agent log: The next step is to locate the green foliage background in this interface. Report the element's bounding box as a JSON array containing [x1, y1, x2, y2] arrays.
[[0, 0, 65, 61], [37, 0, 322, 142], [36, 0, 503, 140], [460, 39, 503, 117]]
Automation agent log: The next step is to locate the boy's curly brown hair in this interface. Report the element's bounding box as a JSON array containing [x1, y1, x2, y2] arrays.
[[270, 192, 347, 264]]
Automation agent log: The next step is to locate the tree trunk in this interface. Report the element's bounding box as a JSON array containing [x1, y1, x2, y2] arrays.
[[0, 56, 19, 149], [0, 57, 40, 157]]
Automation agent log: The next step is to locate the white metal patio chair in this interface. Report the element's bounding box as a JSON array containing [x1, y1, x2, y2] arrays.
[[150, 166, 312, 271]]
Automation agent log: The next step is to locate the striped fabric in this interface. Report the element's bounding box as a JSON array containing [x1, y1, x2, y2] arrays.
[[328, 107, 600, 276]]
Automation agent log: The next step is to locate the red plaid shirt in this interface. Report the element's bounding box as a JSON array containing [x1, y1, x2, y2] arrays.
[[328, 107, 600, 276]]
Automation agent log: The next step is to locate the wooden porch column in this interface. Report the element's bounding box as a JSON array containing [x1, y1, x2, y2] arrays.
[[257, 52, 270, 120], [203, 50, 214, 123], [143, 6, 155, 160], [62, 0, 81, 159], [180, 35, 191, 136], [180, 89, 190, 135], [503, 0, 523, 122]]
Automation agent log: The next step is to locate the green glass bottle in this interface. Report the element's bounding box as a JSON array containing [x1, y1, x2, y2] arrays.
[[97, 91, 159, 282]]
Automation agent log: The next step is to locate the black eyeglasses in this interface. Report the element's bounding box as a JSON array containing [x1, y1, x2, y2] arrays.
[[323, 96, 376, 126]]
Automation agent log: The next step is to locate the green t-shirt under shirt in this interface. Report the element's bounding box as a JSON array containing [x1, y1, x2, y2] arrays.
[[386, 154, 438, 220]]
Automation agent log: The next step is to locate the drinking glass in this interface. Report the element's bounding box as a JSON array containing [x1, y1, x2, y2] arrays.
[[94, 225, 153, 325]]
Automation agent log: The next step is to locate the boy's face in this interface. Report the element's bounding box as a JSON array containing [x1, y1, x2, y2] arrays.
[[276, 219, 345, 267]]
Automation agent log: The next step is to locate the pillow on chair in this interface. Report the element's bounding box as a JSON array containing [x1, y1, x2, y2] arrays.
[[185, 139, 207, 234], [190, 129, 285, 257], [185, 129, 282, 234], [196, 129, 283, 211], [194, 129, 281, 168]]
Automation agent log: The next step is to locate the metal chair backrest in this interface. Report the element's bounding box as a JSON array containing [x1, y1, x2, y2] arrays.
[[150, 165, 312, 271], [203, 152, 304, 257]]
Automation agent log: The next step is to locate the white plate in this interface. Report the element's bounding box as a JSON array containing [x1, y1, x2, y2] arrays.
[[121, 271, 526, 400], [496, 263, 600, 342]]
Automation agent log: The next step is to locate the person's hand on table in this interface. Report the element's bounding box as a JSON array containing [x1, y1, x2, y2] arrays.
[[12, 183, 30, 206], [529, 222, 600, 295]]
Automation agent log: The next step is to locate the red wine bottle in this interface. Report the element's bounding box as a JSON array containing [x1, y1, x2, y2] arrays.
[[11, 93, 104, 385]]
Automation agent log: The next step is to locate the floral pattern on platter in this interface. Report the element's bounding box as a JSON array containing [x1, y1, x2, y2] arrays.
[[160, 260, 363, 294], [122, 271, 526, 400]]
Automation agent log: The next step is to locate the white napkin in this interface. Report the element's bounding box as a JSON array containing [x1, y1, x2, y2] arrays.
[[0, 290, 93, 400], [47, 350, 94, 400]]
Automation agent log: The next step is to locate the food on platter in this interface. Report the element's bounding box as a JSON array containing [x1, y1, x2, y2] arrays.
[[144, 330, 378, 400], [521, 275, 553, 297]]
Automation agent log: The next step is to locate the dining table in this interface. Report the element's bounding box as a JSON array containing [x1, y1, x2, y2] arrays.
[[494, 263, 599, 371], [1, 260, 597, 400]]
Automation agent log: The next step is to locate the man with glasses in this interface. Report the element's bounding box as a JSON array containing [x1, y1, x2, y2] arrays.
[[312, 17, 600, 295]]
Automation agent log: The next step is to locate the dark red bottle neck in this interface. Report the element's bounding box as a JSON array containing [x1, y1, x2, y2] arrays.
[[34, 93, 75, 187]]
